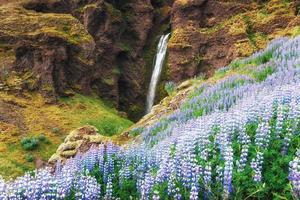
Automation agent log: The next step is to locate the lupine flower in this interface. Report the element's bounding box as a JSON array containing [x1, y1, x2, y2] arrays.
[[289, 150, 300, 198], [189, 184, 199, 200]]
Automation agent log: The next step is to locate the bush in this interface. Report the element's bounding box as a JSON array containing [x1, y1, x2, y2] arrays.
[[37, 134, 50, 144], [164, 81, 176, 96], [21, 137, 39, 151], [25, 154, 35, 162], [37, 134, 46, 142], [51, 127, 60, 134]]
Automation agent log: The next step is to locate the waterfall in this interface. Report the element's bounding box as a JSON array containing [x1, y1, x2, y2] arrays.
[[146, 33, 170, 114]]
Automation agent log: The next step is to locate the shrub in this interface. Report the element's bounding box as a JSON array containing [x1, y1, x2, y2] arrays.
[[164, 81, 176, 96], [51, 127, 60, 134], [37, 134, 50, 144], [37, 134, 46, 142], [25, 154, 35, 162], [21, 137, 39, 151]]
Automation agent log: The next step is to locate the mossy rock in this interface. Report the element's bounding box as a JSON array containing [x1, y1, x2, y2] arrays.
[[0, 4, 93, 46], [60, 149, 77, 158], [57, 141, 80, 152]]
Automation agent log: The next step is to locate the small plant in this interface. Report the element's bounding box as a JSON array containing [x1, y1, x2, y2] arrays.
[[37, 134, 46, 142], [164, 81, 176, 96], [37, 134, 50, 144], [25, 154, 35, 162], [129, 127, 144, 137], [21, 137, 39, 151], [195, 73, 206, 81], [230, 59, 244, 70], [51, 127, 60, 134]]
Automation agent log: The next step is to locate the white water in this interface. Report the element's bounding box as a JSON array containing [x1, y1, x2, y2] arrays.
[[146, 33, 170, 114]]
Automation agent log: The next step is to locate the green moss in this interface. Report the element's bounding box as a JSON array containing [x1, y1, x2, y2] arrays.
[[104, 2, 122, 22], [112, 67, 121, 75], [24, 154, 35, 162], [0, 5, 93, 45], [168, 28, 193, 49], [102, 78, 115, 86], [82, 3, 98, 11], [118, 42, 132, 53], [198, 23, 224, 36]]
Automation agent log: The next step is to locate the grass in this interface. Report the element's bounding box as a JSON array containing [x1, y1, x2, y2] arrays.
[[0, 93, 133, 179], [253, 66, 274, 82]]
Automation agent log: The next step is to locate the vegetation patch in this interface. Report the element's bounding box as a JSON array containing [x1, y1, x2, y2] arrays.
[[0, 4, 93, 45], [0, 93, 132, 179], [164, 81, 176, 96]]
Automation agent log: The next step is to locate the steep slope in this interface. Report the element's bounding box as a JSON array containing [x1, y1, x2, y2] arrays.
[[2, 34, 300, 199]]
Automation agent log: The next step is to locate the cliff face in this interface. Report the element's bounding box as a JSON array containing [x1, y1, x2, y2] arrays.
[[1, 0, 299, 122], [168, 0, 300, 81], [0, 0, 158, 120]]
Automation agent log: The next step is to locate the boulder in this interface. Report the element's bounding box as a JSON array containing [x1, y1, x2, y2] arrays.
[[48, 125, 108, 163]]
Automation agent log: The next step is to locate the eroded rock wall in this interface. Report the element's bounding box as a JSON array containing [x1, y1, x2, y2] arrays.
[[168, 0, 300, 81]]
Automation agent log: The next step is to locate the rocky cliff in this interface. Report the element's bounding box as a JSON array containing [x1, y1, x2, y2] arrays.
[[0, 0, 160, 120], [168, 0, 300, 82], [1, 0, 299, 120]]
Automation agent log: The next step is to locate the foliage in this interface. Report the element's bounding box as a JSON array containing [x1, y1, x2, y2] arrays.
[[24, 154, 35, 163], [129, 127, 144, 137], [51, 127, 60, 134], [164, 81, 176, 96], [253, 66, 274, 82], [20, 137, 39, 151]]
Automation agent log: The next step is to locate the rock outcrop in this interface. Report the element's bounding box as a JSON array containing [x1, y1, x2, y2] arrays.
[[49, 125, 109, 163]]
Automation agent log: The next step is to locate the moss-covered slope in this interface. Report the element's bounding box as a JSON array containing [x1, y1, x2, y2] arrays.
[[0, 91, 132, 179]]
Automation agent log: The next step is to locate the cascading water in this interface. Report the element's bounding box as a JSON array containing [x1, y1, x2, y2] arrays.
[[146, 33, 170, 114]]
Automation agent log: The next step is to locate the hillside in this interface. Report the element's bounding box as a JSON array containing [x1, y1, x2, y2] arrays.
[[1, 0, 300, 199], [2, 32, 300, 199]]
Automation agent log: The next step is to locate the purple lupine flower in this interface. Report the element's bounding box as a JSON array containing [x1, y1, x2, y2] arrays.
[[251, 152, 264, 182], [289, 149, 300, 198], [174, 187, 182, 200], [189, 184, 198, 200], [104, 176, 113, 200], [153, 190, 160, 200], [140, 171, 155, 200]]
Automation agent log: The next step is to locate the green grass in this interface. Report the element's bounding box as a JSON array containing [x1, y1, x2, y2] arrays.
[[253, 66, 274, 82], [60, 94, 133, 136], [0, 93, 133, 179]]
